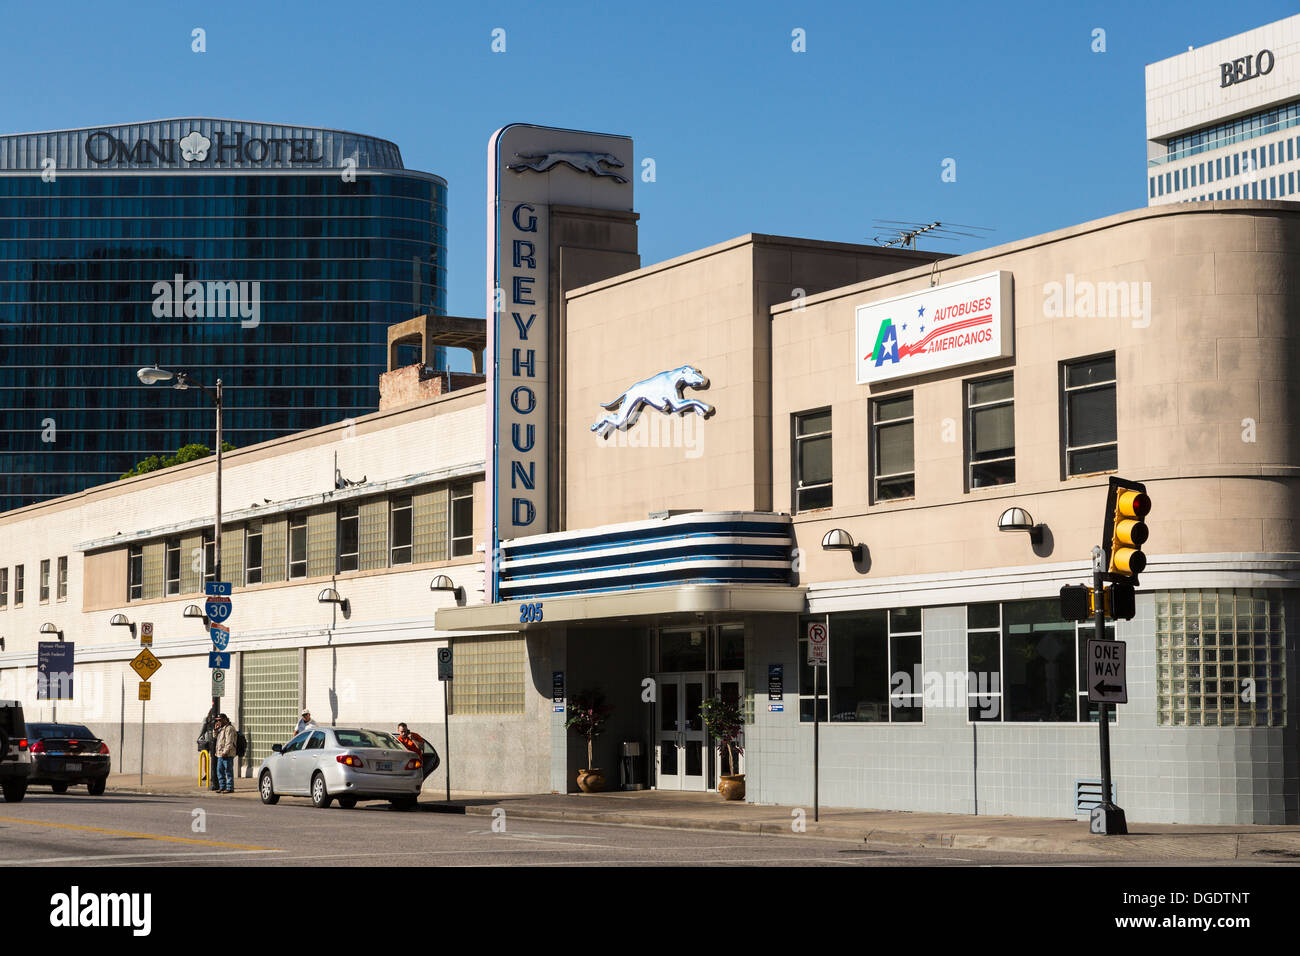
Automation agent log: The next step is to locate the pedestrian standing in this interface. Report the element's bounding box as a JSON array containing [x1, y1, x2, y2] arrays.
[[214, 713, 237, 793]]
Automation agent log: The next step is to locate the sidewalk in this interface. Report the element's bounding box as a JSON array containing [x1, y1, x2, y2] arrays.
[[102, 774, 1300, 861]]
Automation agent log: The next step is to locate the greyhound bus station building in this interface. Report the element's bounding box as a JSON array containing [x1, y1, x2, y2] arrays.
[[0, 126, 1297, 824]]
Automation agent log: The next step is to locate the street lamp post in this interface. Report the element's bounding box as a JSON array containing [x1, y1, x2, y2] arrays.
[[137, 366, 223, 790]]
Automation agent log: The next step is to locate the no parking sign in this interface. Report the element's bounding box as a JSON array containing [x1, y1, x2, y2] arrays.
[[806, 621, 828, 666]]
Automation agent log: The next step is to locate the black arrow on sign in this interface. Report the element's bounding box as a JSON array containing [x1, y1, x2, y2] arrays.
[[1094, 680, 1122, 696]]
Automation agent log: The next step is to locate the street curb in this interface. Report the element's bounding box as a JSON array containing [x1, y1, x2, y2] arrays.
[[458, 804, 1116, 856]]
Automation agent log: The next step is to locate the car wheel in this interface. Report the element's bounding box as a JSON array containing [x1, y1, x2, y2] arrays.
[[338, 796, 357, 809], [310, 773, 332, 809], [259, 771, 280, 805], [87, 778, 106, 796], [2, 781, 26, 803], [388, 796, 417, 811], [50, 782, 69, 794]]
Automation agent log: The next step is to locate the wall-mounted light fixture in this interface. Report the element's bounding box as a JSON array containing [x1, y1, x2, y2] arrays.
[[317, 588, 350, 614], [0, 637, 6, 651], [429, 575, 465, 603], [997, 507, 1044, 545], [39, 622, 64, 642], [109, 613, 137, 639], [821, 528, 864, 562], [183, 604, 209, 625]]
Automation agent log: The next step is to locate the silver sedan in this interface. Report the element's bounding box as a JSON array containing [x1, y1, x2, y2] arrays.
[[257, 727, 424, 810]]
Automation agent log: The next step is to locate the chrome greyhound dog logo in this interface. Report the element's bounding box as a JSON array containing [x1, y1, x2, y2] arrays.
[[507, 150, 628, 183], [179, 131, 211, 162], [591, 366, 715, 438]]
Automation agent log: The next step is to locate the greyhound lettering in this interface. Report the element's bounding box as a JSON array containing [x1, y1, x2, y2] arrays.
[[591, 366, 715, 438]]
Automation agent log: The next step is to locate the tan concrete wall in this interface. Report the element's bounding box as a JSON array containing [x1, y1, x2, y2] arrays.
[[770, 203, 1300, 583], [563, 235, 939, 529]]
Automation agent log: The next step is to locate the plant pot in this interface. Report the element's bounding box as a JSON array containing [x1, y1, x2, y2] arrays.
[[577, 769, 606, 793], [718, 774, 746, 801]]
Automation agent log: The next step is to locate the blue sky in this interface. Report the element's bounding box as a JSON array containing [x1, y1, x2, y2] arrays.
[[1, 0, 1294, 322]]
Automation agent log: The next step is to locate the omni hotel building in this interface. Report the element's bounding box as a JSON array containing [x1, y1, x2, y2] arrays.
[[0, 123, 1296, 825], [0, 119, 448, 512]]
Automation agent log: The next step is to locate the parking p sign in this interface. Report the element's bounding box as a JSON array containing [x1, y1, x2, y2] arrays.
[[807, 621, 828, 666]]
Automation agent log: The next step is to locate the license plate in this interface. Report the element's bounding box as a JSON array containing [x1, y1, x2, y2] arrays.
[[378, 761, 393, 771], [65, 762, 81, 772]]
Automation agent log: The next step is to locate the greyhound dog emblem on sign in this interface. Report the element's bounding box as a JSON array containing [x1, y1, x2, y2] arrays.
[[507, 150, 629, 183], [591, 365, 715, 438]]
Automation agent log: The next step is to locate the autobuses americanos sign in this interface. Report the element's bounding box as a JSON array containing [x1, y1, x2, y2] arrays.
[[855, 272, 1013, 385]]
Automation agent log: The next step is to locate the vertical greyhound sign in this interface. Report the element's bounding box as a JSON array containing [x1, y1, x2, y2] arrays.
[[486, 124, 634, 600]]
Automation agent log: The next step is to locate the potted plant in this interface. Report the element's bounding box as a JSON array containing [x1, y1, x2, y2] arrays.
[[700, 695, 745, 801], [566, 689, 614, 793]]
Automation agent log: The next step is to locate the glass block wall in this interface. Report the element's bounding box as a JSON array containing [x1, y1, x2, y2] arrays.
[[1156, 589, 1286, 726]]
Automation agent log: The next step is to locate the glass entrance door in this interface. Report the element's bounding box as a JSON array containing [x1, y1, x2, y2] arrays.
[[655, 675, 707, 791]]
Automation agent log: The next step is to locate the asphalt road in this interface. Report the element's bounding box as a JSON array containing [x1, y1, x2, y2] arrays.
[[0, 791, 1296, 867]]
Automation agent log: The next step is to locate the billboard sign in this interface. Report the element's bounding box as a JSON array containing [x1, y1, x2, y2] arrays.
[[856, 272, 1013, 385]]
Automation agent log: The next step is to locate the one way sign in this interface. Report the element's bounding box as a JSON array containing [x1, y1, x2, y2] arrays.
[[1086, 638, 1128, 704]]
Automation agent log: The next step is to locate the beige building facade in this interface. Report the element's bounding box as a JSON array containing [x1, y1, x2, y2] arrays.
[[2, 130, 1296, 822], [443, 198, 1300, 825]]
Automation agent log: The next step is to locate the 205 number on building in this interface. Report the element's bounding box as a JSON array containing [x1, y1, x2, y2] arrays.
[[519, 602, 544, 623]]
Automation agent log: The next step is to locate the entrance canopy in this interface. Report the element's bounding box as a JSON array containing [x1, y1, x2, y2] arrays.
[[435, 583, 807, 632]]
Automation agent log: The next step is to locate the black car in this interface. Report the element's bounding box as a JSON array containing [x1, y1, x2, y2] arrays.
[[0, 700, 32, 802], [26, 723, 111, 795]]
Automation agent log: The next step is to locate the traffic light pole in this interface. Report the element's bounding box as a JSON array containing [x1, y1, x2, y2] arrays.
[[1092, 546, 1126, 835]]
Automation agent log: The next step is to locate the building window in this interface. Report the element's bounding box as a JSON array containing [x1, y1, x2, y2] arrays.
[[1062, 354, 1117, 476], [57, 556, 67, 602], [390, 495, 413, 565], [872, 393, 915, 501], [798, 608, 923, 722], [967, 600, 1113, 723], [967, 374, 1015, 488], [1156, 589, 1285, 727], [165, 538, 181, 595], [449, 636, 526, 715], [203, 530, 216, 585], [288, 512, 307, 579], [14, 564, 24, 606], [127, 549, 141, 601], [0, 568, 7, 609], [450, 485, 474, 557], [792, 409, 833, 512], [337, 503, 359, 573], [39, 559, 50, 604], [245, 521, 263, 585]]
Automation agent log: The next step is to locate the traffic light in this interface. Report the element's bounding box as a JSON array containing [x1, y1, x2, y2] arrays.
[[1102, 477, 1151, 584], [1106, 582, 1136, 620], [1060, 585, 1092, 623]]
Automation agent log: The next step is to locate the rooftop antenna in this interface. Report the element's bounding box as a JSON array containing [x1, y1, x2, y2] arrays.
[[871, 220, 995, 250]]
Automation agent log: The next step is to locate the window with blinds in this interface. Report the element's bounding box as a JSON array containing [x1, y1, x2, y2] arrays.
[[872, 393, 914, 502], [793, 409, 832, 513], [449, 637, 526, 715], [966, 374, 1015, 488]]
